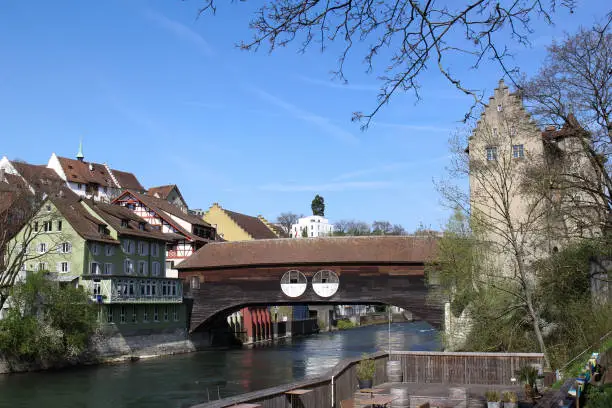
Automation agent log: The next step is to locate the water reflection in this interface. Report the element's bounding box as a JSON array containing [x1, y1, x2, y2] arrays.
[[0, 321, 440, 408]]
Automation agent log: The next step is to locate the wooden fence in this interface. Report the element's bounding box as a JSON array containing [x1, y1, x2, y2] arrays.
[[192, 351, 544, 408], [390, 351, 545, 385]]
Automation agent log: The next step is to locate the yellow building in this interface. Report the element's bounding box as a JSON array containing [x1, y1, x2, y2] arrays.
[[203, 203, 285, 242]]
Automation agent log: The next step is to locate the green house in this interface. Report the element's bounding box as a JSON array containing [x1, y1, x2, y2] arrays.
[[9, 196, 186, 332]]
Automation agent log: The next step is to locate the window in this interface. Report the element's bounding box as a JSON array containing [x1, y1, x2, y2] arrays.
[[57, 220, 62, 231], [510, 126, 517, 137], [90, 262, 102, 275], [138, 242, 148, 256], [311, 232, 314, 237], [59, 242, 72, 254], [121, 219, 129, 228], [37, 262, 49, 271], [138, 261, 147, 276], [43, 221, 52, 232], [486, 147, 498, 161], [105, 245, 114, 256], [98, 225, 108, 235], [124, 259, 134, 275], [152, 262, 161, 277], [143, 307, 149, 322], [106, 306, 113, 323], [104, 263, 113, 275], [131, 305, 137, 323], [122, 239, 134, 254], [153, 306, 159, 322], [45, 204, 52, 212], [57, 262, 70, 273], [38, 243, 47, 253], [34, 221, 38, 232], [512, 144, 524, 159], [138, 222, 145, 231], [164, 306, 169, 321], [128, 280, 135, 296], [78, 183, 83, 190], [173, 305, 179, 321], [151, 243, 159, 257], [93, 280, 101, 296], [91, 243, 100, 255], [120, 306, 126, 323], [497, 104, 503, 112], [492, 128, 498, 136], [190, 276, 200, 290]]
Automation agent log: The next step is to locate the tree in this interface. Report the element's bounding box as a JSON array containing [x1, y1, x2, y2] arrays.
[[200, 1, 586, 125], [311, 194, 325, 217], [0, 190, 64, 312], [521, 23, 612, 232], [301, 226, 308, 238], [371, 221, 392, 235], [0, 271, 97, 365], [276, 212, 302, 234]]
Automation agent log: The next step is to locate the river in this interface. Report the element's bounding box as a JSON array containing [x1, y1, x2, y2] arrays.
[[0, 321, 440, 408]]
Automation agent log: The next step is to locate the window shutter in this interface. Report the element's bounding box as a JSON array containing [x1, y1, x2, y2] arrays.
[[56, 262, 61, 272]]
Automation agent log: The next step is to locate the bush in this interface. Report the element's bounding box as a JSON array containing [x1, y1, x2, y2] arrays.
[[484, 390, 500, 402], [0, 272, 97, 364], [356, 354, 376, 380], [336, 319, 356, 330]]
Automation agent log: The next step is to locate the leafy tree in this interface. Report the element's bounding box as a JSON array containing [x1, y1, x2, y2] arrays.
[[276, 212, 302, 234], [0, 271, 97, 365], [311, 194, 325, 217], [301, 226, 308, 238], [199, 0, 585, 125]]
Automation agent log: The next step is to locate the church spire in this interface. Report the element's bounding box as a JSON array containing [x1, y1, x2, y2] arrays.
[[76, 138, 84, 162]]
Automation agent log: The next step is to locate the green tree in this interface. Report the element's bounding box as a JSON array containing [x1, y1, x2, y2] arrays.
[[0, 271, 97, 365], [301, 227, 308, 238], [311, 195, 325, 217]]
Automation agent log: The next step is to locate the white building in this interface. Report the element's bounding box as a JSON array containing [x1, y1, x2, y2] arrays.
[[291, 215, 334, 238]]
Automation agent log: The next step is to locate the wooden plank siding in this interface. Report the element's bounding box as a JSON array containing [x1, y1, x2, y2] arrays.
[[391, 351, 545, 385], [191, 352, 544, 408], [181, 264, 445, 333]]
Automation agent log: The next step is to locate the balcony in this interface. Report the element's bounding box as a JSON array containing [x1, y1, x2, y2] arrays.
[[82, 276, 183, 304]]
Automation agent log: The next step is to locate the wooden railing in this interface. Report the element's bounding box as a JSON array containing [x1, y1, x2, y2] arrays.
[[191, 351, 545, 408], [389, 351, 545, 385]]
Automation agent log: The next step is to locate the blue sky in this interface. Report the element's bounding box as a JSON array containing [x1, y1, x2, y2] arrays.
[[0, 1, 603, 230]]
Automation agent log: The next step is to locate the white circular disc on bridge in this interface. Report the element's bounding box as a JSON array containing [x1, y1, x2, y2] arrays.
[[280, 270, 307, 298], [312, 270, 339, 298]]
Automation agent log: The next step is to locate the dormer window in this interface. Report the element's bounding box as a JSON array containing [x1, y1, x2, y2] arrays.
[[98, 224, 108, 235], [121, 219, 129, 228], [138, 222, 146, 231]]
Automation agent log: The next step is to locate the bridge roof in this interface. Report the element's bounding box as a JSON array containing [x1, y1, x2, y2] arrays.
[[177, 236, 437, 270]]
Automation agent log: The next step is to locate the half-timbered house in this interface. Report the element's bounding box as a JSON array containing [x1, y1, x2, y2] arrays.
[[113, 190, 216, 277]]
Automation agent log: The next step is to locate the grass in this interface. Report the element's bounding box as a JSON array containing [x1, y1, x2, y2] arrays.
[[336, 320, 357, 330]]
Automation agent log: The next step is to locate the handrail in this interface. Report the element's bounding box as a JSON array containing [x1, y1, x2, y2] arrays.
[[560, 329, 612, 372]]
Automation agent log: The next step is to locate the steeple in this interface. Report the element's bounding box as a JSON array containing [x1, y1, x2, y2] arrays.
[[76, 139, 84, 162]]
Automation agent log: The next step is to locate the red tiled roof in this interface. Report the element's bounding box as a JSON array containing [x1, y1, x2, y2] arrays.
[[57, 156, 116, 187], [83, 200, 178, 242], [111, 169, 145, 191], [11, 161, 76, 199], [148, 185, 176, 199], [178, 235, 438, 270], [114, 190, 212, 242], [541, 113, 585, 142], [223, 209, 279, 240]]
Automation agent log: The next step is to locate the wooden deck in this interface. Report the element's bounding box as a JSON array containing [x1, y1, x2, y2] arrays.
[[192, 351, 545, 408]]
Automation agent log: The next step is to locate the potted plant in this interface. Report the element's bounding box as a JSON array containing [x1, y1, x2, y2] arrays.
[[485, 390, 501, 408], [356, 354, 376, 389], [501, 391, 518, 408], [516, 365, 539, 400]]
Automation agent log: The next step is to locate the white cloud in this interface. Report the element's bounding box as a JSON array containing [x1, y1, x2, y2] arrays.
[[333, 155, 452, 181], [259, 181, 396, 192], [144, 10, 213, 56], [373, 122, 452, 133], [295, 75, 378, 91], [252, 88, 359, 144]]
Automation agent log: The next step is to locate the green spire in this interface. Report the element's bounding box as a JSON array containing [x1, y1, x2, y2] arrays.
[[76, 138, 84, 161]]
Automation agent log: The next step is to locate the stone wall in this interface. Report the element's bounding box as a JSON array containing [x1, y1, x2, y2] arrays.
[[0, 327, 213, 374]]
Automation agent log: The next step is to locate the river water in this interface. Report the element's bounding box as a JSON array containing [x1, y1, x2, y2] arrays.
[[0, 321, 440, 408]]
